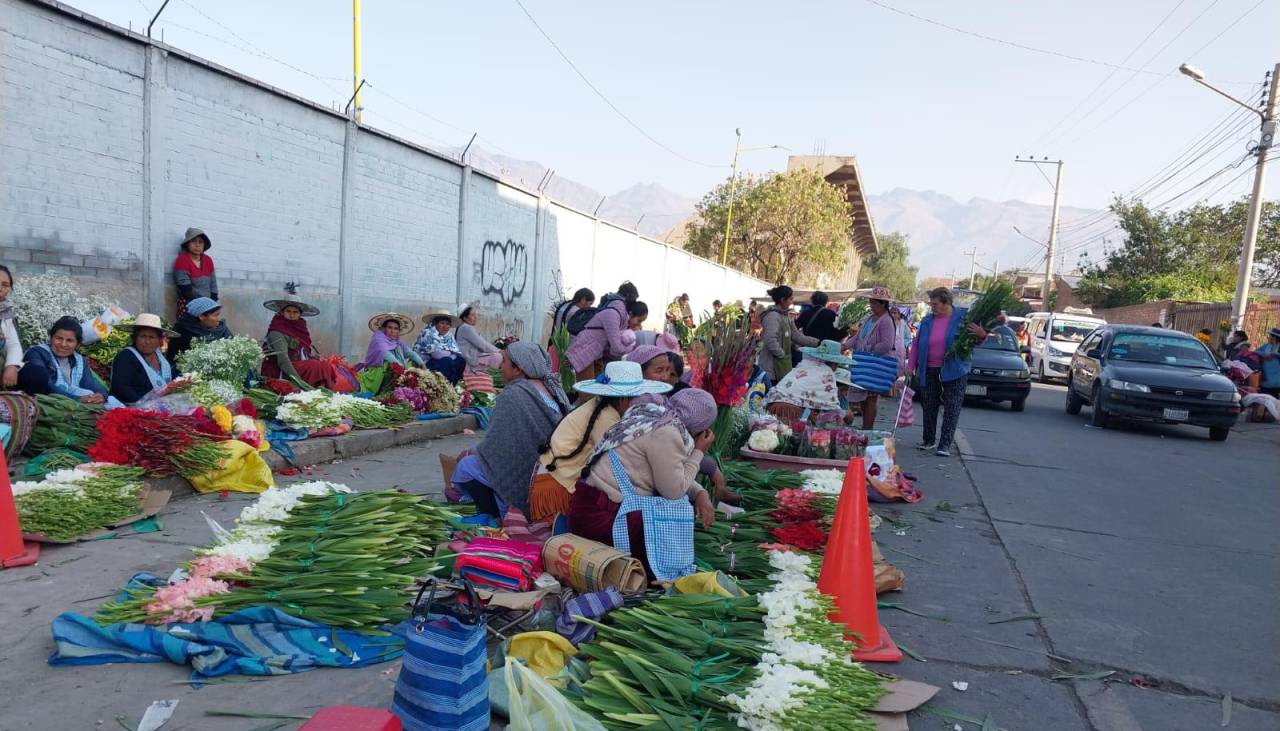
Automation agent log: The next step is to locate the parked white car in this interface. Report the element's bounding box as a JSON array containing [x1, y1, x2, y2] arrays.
[[1027, 312, 1106, 382]]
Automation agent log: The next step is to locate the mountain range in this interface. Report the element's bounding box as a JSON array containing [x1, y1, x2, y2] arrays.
[[463, 148, 1115, 278]]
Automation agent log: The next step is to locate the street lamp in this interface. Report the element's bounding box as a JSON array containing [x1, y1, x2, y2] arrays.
[[720, 131, 791, 265], [1179, 61, 1279, 328]]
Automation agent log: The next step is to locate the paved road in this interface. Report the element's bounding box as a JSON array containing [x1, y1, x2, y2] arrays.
[[880, 382, 1280, 730]]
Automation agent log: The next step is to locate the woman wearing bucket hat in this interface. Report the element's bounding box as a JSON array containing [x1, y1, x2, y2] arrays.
[[530, 360, 672, 520], [361, 313, 422, 369], [766, 339, 851, 423], [167, 297, 233, 359], [454, 303, 503, 373], [109, 313, 180, 405], [842, 286, 900, 429], [413, 310, 466, 384], [172, 227, 218, 319], [261, 284, 357, 392]]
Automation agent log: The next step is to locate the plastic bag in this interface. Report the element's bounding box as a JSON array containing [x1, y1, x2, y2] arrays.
[[504, 659, 606, 731], [186, 439, 273, 493]]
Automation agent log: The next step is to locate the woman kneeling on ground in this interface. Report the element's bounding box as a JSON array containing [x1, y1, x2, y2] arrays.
[[20, 316, 122, 408], [451, 341, 570, 519], [109, 314, 180, 405], [765, 339, 851, 424], [569, 387, 719, 581], [529, 360, 672, 521]]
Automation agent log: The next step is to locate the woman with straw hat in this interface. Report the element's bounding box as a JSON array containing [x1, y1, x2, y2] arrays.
[[843, 286, 900, 429], [413, 310, 466, 384], [109, 313, 180, 405], [361, 313, 422, 369], [765, 339, 851, 424], [261, 284, 357, 391]]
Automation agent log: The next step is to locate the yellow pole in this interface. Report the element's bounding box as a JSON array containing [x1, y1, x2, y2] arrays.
[[352, 0, 363, 123], [720, 129, 742, 265]]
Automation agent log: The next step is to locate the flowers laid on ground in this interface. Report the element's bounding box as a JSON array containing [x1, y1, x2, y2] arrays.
[[12, 464, 147, 541], [275, 390, 344, 429], [382, 365, 460, 414], [89, 409, 227, 478], [799, 469, 844, 497], [175, 336, 264, 385], [29, 394, 104, 454], [331, 392, 413, 428], [96, 484, 462, 627]]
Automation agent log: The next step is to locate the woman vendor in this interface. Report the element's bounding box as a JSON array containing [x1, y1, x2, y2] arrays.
[[842, 287, 899, 429], [261, 286, 357, 391], [414, 311, 466, 384], [167, 297, 232, 359], [454, 303, 503, 373], [568, 388, 719, 581], [531, 360, 672, 521], [451, 341, 569, 518], [172, 227, 218, 319], [0, 265, 26, 389], [109, 313, 180, 405], [564, 282, 646, 382], [757, 285, 819, 385], [20, 316, 123, 408], [362, 313, 423, 369], [765, 339, 851, 424]]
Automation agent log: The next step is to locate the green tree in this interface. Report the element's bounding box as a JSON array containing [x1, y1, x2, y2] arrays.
[[858, 231, 918, 301], [684, 169, 852, 283]]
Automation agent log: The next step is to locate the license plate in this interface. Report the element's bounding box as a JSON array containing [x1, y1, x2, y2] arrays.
[[965, 385, 987, 396], [1163, 408, 1189, 421]]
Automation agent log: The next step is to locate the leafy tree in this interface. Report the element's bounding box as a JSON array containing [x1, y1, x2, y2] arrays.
[[684, 169, 852, 283], [859, 231, 919, 301]]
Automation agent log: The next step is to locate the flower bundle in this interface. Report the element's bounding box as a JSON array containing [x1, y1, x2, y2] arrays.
[[28, 394, 104, 453], [799, 469, 845, 497], [494, 335, 519, 350], [330, 393, 413, 429], [175, 336, 264, 385], [687, 315, 756, 409], [946, 280, 1016, 360], [550, 324, 576, 395], [726, 551, 885, 730], [836, 297, 871, 331], [96, 487, 462, 628], [746, 429, 779, 453], [275, 390, 344, 429], [12, 464, 147, 541], [78, 318, 134, 367], [244, 387, 281, 420], [10, 273, 115, 348], [693, 512, 777, 592], [89, 409, 227, 478], [393, 367, 460, 414]]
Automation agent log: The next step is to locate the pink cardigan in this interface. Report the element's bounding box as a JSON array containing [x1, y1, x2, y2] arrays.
[[565, 300, 634, 372]]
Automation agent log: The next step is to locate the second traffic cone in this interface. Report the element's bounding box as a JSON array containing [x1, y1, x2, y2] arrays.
[[0, 449, 39, 569], [817, 457, 901, 662]]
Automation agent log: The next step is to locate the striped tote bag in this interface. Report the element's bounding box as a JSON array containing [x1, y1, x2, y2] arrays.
[[850, 352, 898, 395], [391, 579, 489, 731]]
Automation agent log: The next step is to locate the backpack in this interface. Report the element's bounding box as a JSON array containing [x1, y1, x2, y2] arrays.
[[566, 293, 625, 335]]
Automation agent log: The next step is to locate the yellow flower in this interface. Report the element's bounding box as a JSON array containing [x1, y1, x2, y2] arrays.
[[211, 405, 234, 434]]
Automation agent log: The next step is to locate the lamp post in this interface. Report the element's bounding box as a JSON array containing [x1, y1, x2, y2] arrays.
[[1179, 62, 1279, 329], [720, 132, 790, 265]]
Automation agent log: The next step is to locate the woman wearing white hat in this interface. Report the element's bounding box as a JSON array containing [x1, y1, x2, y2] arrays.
[[109, 313, 180, 405], [530, 361, 672, 521], [413, 310, 466, 384]]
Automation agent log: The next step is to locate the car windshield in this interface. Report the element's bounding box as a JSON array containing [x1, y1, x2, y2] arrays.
[[1107, 333, 1216, 369], [979, 331, 1019, 351], [1051, 321, 1097, 343]]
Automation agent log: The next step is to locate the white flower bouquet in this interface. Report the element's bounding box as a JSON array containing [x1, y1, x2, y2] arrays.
[[275, 390, 344, 429], [11, 273, 115, 348], [175, 336, 264, 385]]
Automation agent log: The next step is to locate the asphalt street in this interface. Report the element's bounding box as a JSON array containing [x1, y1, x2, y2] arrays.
[[879, 381, 1280, 730]]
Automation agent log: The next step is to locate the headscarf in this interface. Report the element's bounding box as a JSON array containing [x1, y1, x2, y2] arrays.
[[364, 329, 399, 367], [589, 402, 682, 461], [267, 313, 313, 352], [667, 388, 716, 434], [507, 341, 570, 411]]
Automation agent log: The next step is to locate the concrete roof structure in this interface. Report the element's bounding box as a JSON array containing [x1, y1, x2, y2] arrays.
[[787, 155, 879, 258]]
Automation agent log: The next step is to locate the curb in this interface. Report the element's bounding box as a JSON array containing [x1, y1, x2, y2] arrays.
[[166, 415, 478, 500]]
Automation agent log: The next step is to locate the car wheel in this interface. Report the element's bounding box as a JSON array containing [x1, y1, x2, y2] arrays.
[[1065, 384, 1082, 415], [1089, 384, 1109, 427], [1209, 426, 1229, 442], [1037, 360, 1047, 383], [1011, 397, 1027, 412]]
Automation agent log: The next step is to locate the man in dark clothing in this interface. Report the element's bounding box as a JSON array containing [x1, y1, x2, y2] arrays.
[[801, 291, 848, 343], [167, 296, 233, 359]]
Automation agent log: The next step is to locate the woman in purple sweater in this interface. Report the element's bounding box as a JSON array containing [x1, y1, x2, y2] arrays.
[[564, 282, 647, 382], [842, 287, 900, 429]]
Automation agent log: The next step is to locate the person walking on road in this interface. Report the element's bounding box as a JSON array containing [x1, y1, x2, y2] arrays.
[[907, 287, 987, 457]]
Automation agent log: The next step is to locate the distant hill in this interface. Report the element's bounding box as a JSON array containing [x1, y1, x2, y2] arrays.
[[459, 149, 1114, 276]]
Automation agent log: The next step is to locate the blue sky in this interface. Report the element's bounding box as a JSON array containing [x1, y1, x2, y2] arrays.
[[79, 0, 1277, 212]]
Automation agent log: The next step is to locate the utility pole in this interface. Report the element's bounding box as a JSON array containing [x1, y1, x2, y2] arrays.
[[963, 248, 980, 289], [721, 129, 743, 265], [352, 0, 363, 123], [1015, 157, 1064, 311]]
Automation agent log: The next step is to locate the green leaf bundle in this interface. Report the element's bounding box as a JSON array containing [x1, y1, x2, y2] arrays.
[[946, 281, 1016, 360]]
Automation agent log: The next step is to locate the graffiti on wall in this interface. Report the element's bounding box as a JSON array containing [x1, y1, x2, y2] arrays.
[[476, 239, 528, 305]]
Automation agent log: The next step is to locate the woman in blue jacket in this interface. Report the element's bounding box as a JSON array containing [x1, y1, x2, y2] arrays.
[[19, 316, 123, 408], [907, 288, 986, 457]]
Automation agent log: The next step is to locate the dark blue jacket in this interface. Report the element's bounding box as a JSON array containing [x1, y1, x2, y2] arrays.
[[22, 345, 109, 399]]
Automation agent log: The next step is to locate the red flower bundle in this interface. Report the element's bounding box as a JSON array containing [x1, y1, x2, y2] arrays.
[[686, 315, 756, 408], [770, 521, 827, 552], [89, 408, 226, 477], [263, 378, 300, 396], [772, 488, 824, 523], [234, 398, 258, 419]]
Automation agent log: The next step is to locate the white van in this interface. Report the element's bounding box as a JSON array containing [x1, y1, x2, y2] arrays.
[[1028, 311, 1106, 382]]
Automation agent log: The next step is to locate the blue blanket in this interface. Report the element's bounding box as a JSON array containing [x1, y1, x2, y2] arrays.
[[50, 602, 404, 679]]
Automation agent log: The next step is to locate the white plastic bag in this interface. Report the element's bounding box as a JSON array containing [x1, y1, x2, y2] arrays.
[[504, 659, 605, 731]]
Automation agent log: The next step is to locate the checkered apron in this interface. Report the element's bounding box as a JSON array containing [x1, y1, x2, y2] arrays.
[[608, 450, 697, 581]]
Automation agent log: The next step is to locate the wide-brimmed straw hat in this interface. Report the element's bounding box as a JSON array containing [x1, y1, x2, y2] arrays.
[[181, 227, 211, 251], [862, 286, 893, 304], [423, 310, 460, 327], [368, 312, 415, 335], [800, 339, 853, 366], [120, 313, 178, 338], [573, 361, 672, 398], [263, 283, 319, 317]]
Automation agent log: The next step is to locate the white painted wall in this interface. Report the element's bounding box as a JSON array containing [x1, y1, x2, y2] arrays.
[[0, 0, 770, 357]]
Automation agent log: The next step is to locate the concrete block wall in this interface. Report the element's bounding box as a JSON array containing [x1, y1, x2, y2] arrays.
[[0, 0, 770, 359]]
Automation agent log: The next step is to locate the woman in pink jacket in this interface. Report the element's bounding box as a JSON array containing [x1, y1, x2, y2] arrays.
[[564, 281, 647, 382]]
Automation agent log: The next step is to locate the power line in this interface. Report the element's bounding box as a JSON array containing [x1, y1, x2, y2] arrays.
[[510, 0, 725, 169]]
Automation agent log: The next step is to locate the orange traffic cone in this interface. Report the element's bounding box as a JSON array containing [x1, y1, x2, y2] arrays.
[[0, 449, 39, 569], [817, 457, 901, 662]]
